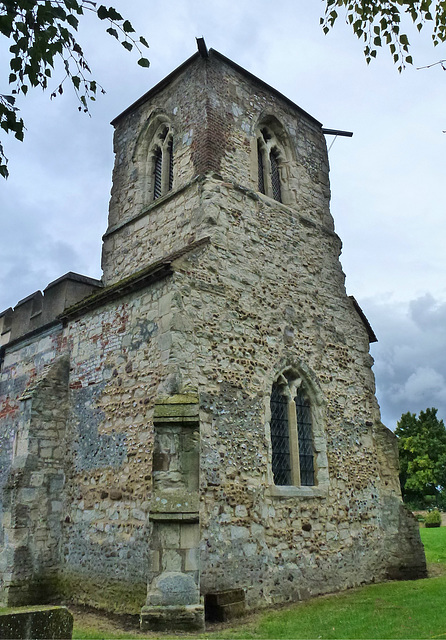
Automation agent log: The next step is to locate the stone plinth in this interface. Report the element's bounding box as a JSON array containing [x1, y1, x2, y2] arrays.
[[140, 604, 204, 632]]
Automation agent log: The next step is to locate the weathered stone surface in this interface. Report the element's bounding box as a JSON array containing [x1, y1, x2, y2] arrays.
[[146, 572, 199, 606], [0, 606, 73, 640], [140, 603, 204, 632]]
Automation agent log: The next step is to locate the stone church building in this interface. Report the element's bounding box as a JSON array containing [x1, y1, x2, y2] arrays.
[[0, 41, 425, 630]]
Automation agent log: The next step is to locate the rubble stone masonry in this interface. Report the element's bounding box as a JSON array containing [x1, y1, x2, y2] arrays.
[[0, 47, 426, 627]]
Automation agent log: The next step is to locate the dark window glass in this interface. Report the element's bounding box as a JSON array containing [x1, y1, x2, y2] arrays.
[[270, 149, 282, 202], [153, 147, 162, 200], [258, 141, 265, 194], [270, 384, 291, 485], [295, 389, 315, 486]]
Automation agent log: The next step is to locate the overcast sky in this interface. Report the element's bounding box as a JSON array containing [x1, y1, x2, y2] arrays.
[[1, 1, 445, 430]]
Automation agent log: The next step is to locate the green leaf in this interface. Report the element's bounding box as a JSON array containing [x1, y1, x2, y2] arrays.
[[10, 57, 22, 72], [106, 7, 123, 21], [97, 5, 108, 20], [106, 27, 119, 39], [66, 14, 79, 29], [122, 40, 133, 51], [122, 20, 135, 33], [137, 57, 150, 68], [139, 36, 149, 48]]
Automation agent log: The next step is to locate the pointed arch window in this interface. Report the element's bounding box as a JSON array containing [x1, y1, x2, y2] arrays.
[[269, 375, 315, 487], [256, 125, 284, 203], [149, 123, 174, 202]]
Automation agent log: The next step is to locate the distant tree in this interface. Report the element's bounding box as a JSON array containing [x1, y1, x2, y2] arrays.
[[0, 1, 150, 178], [396, 408, 446, 508], [321, 0, 446, 70]]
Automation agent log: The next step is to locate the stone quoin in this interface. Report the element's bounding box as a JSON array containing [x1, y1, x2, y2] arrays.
[[0, 40, 426, 631]]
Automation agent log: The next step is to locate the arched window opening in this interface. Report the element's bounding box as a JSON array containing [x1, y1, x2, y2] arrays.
[[136, 118, 174, 204], [132, 113, 176, 209], [256, 123, 285, 203], [150, 124, 174, 201], [269, 374, 316, 487]]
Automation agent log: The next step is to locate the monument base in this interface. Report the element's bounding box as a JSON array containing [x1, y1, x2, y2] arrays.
[[140, 604, 205, 632]]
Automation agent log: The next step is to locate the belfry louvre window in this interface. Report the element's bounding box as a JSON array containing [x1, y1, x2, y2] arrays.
[[256, 124, 284, 203], [269, 378, 315, 487], [153, 148, 163, 200], [270, 149, 282, 202], [167, 138, 174, 191], [257, 140, 265, 194], [150, 124, 174, 201]]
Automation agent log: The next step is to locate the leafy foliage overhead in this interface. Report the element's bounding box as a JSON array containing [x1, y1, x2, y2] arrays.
[[321, 0, 446, 70], [0, 1, 150, 178], [396, 408, 446, 508]]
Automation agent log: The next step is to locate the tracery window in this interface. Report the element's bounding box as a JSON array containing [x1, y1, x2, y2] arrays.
[[151, 124, 174, 201], [256, 125, 284, 203], [270, 374, 315, 487]]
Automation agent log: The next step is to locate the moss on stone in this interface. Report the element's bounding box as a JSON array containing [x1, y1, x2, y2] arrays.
[[156, 393, 199, 405], [57, 572, 147, 615]]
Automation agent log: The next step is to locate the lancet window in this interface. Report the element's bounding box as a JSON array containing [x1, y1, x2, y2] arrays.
[[257, 125, 285, 203], [150, 124, 174, 201], [270, 374, 315, 487]]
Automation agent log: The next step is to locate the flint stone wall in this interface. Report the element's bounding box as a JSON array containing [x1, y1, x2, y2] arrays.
[[0, 328, 66, 549], [0, 48, 426, 618]]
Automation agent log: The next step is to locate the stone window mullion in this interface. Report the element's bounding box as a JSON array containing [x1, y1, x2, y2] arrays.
[[288, 398, 301, 486]]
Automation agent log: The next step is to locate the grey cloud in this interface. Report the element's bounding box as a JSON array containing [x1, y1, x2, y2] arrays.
[[409, 294, 446, 331], [362, 294, 446, 430]]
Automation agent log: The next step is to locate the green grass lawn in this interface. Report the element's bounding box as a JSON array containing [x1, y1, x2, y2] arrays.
[[70, 526, 446, 639], [421, 525, 446, 564]]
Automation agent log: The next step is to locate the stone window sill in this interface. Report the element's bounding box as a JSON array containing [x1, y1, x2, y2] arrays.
[[267, 484, 328, 499]]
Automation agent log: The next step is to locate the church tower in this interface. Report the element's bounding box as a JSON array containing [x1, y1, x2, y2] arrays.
[[0, 41, 426, 631]]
